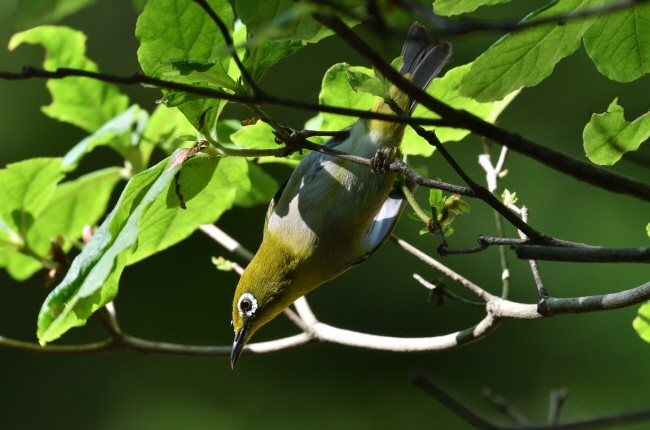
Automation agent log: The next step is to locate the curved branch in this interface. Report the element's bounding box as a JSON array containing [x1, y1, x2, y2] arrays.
[[308, 314, 500, 351]]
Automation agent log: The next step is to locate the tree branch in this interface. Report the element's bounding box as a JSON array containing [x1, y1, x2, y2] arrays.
[[513, 246, 650, 263]]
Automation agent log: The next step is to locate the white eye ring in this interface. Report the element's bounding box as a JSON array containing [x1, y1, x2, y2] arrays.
[[237, 293, 258, 318]]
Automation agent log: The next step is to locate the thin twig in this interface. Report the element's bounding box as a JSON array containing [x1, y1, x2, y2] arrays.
[[483, 387, 530, 426], [199, 224, 254, 261], [479, 143, 511, 299], [413, 274, 485, 307], [549, 389, 569, 425]]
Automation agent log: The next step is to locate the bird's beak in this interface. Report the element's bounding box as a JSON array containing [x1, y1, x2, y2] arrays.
[[231, 323, 249, 369]]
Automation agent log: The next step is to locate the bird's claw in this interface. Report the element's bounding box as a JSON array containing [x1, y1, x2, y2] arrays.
[[273, 128, 304, 156], [370, 147, 396, 174]]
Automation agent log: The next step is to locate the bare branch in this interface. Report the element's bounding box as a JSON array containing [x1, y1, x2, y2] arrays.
[[549, 389, 569, 425], [483, 387, 530, 426], [513, 246, 650, 263], [390, 234, 496, 301], [199, 224, 255, 261]]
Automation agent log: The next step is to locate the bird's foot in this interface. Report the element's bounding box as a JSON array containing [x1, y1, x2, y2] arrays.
[[370, 146, 396, 174]]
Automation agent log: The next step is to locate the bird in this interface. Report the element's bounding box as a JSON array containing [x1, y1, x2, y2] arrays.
[[230, 22, 452, 368]]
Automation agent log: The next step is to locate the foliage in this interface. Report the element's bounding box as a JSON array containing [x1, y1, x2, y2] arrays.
[[1, 0, 649, 350]]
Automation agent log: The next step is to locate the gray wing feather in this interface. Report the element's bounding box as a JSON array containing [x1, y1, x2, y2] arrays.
[[351, 179, 417, 265]]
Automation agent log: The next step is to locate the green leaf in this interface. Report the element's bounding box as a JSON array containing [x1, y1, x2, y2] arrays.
[[63, 105, 148, 172], [346, 70, 390, 100], [142, 105, 198, 155], [161, 58, 240, 91], [444, 195, 470, 215], [243, 39, 305, 82], [29, 167, 123, 253], [646, 222, 650, 238], [166, 156, 221, 209], [128, 156, 249, 264], [236, 0, 351, 43], [229, 121, 279, 150], [583, 98, 650, 165], [403, 64, 519, 156], [136, 0, 234, 75], [633, 302, 650, 344], [319, 64, 376, 131], [459, 0, 602, 102], [15, 0, 96, 30], [0, 253, 44, 281], [229, 121, 304, 167], [0, 161, 120, 282], [0, 158, 64, 241], [136, 0, 235, 130], [434, 0, 511, 16], [234, 162, 279, 207], [9, 26, 129, 132], [37, 156, 180, 344], [429, 188, 444, 212], [212, 255, 234, 271], [584, 2, 650, 82]]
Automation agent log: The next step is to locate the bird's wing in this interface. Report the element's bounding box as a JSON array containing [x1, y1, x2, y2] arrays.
[[265, 130, 352, 225], [350, 179, 417, 266]]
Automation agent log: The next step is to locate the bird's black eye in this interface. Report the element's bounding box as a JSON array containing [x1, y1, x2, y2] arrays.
[[240, 299, 252, 311], [237, 293, 258, 317]]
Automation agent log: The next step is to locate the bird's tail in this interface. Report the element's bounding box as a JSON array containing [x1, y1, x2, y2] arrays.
[[370, 23, 452, 140]]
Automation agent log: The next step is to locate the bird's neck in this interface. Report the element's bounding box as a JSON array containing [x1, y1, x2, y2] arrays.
[[368, 85, 411, 140]]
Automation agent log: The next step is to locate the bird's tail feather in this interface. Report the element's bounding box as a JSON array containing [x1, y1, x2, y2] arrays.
[[400, 22, 452, 114]]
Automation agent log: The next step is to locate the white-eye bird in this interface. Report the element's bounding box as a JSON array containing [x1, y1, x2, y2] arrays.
[[230, 23, 451, 368]]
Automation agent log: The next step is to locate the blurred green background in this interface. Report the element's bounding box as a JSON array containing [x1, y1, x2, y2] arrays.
[[1, 1, 649, 429]]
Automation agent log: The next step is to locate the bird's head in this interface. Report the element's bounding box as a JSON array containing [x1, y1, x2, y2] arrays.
[[230, 237, 312, 368]]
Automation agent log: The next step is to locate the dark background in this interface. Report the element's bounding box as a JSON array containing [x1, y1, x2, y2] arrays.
[[1, 1, 649, 429]]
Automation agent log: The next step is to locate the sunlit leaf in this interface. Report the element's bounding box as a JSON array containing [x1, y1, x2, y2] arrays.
[[136, 0, 235, 130], [229, 121, 304, 167], [584, 2, 650, 82], [143, 105, 198, 155], [29, 167, 123, 253], [319, 64, 375, 131], [434, 0, 511, 16], [37, 156, 178, 344], [161, 58, 240, 92], [63, 105, 148, 172], [583, 98, 650, 165], [242, 39, 305, 82], [234, 161, 279, 207], [9, 26, 129, 132], [346, 70, 389, 100], [633, 302, 650, 344], [128, 156, 249, 264], [0, 158, 63, 241], [459, 0, 602, 102]]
